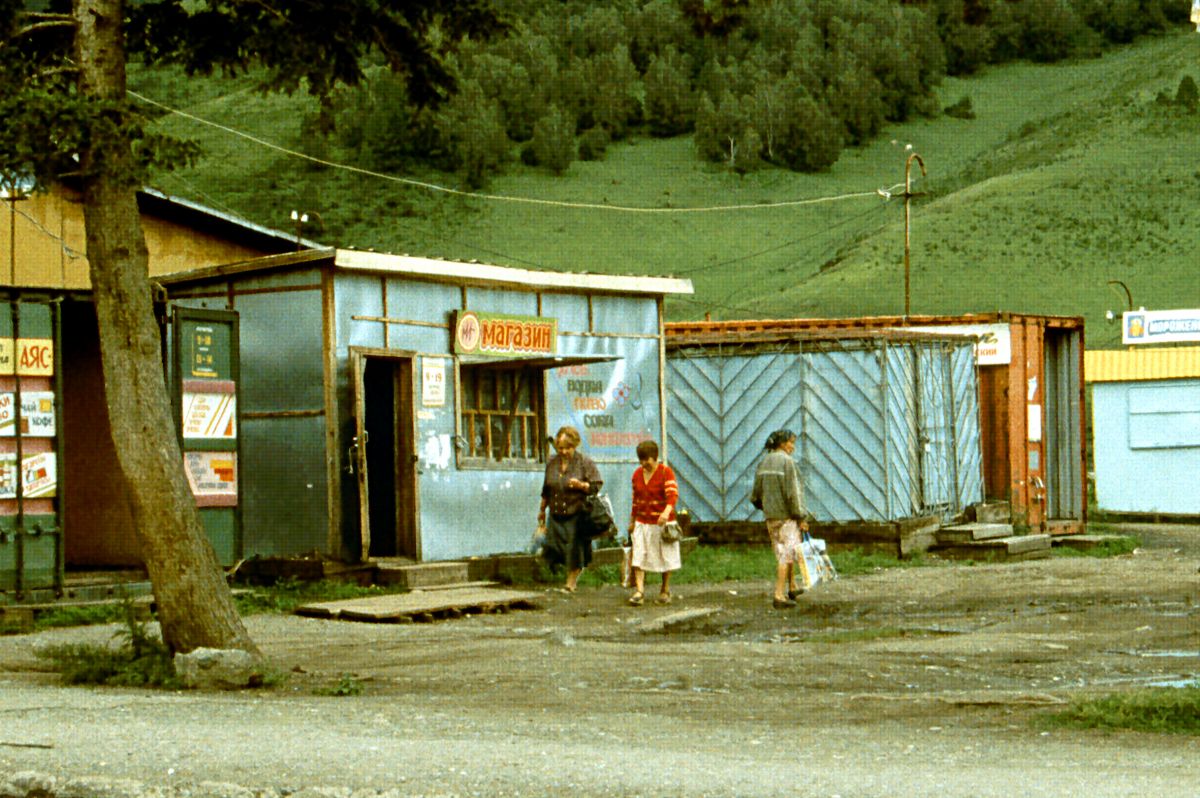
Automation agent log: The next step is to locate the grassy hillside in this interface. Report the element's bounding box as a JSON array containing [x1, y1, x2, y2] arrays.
[[132, 29, 1200, 348]]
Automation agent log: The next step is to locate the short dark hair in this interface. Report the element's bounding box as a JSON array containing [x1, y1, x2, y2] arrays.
[[635, 440, 659, 460], [765, 429, 797, 451]]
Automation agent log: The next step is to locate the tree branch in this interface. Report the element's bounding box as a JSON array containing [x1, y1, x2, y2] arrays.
[[11, 19, 77, 39]]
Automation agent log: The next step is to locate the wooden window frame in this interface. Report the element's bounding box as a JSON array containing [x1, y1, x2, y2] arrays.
[[457, 361, 547, 470]]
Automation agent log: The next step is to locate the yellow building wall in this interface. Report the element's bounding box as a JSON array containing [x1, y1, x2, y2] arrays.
[[1, 187, 271, 289]]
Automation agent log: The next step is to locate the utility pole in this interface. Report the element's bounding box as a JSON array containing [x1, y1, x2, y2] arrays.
[[903, 152, 926, 319]]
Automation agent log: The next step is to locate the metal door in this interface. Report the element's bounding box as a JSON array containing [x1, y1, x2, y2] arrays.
[[916, 344, 955, 514], [349, 349, 371, 561]]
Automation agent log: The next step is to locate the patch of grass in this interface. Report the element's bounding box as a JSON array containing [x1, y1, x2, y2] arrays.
[[1053, 536, 1140, 559], [35, 601, 180, 688], [1040, 685, 1200, 735], [234, 577, 407, 615], [35, 603, 132, 630], [574, 544, 931, 587], [314, 673, 365, 696]]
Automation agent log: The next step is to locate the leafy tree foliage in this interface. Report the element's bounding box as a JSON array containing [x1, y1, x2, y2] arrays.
[[643, 46, 695, 136], [530, 104, 575, 174]]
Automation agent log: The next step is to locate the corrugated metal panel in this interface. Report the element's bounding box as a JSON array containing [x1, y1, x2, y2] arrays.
[[667, 337, 983, 524], [1085, 347, 1200, 382], [666, 348, 803, 522], [803, 347, 891, 521], [950, 344, 985, 508]]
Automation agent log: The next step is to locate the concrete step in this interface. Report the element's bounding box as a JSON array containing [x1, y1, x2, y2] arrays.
[[936, 522, 1014, 544], [934, 534, 1052, 562]]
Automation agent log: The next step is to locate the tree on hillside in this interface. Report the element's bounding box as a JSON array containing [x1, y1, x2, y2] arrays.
[[0, 0, 502, 656]]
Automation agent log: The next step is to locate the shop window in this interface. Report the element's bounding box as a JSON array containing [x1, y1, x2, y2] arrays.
[[459, 363, 546, 466]]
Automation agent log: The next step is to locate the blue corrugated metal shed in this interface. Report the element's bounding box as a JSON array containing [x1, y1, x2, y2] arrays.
[[665, 329, 984, 524], [162, 248, 693, 563]]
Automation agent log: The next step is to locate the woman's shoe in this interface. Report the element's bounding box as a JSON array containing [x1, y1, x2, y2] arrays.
[[627, 592, 644, 606], [772, 597, 797, 609], [787, 588, 805, 601], [655, 593, 672, 605]]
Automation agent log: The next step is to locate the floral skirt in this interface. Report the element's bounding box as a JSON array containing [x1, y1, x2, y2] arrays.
[[765, 519, 803, 565]]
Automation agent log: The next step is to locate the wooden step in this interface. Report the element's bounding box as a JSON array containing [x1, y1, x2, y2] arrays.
[[937, 522, 1014, 544], [969, 501, 1012, 524], [375, 561, 471, 589], [934, 534, 1052, 562]]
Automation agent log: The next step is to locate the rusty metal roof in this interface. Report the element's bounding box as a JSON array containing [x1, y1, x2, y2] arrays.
[[665, 312, 1084, 339], [1085, 347, 1200, 382]]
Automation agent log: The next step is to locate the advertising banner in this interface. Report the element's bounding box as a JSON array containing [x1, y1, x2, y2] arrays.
[[1123, 309, 1200, 346]]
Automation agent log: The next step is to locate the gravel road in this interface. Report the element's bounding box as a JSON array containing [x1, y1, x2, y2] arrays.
[[1, 522, 1197, 797]]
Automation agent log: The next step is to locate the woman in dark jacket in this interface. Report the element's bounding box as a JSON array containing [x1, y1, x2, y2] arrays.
[[538, 425, 602, 593]]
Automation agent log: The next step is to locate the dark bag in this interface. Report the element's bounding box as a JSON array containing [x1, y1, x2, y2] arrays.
[[581, 493, 617, 540]]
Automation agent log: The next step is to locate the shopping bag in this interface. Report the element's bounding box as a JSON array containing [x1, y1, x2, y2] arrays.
[[797, 531, 838, 589], [582, 493, 618, 540], [529, 523, 547, 555], [620, 545, 633, 588]]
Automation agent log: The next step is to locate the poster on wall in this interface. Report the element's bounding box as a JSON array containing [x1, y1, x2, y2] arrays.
[[0, 391, 56, 437], [183, 451, 238, 507], [0, 452, 57, 499], [0, 338, 55, 376], [545, 359, 656, 458], [422, 357, 446, 406], [182, 382, 237, 440]]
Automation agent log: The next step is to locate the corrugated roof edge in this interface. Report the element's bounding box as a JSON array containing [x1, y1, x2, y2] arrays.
[[334, 249, 694, 296], [139, 187, 324, 252], [1085, 347, 1200, 382], [665, 312, 1084, 337]]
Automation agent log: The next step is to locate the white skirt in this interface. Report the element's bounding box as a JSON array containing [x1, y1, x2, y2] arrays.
[[631, 521, 682, 573]]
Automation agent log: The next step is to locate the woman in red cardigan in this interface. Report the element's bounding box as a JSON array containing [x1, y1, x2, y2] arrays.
[[627, 439, 681, 606]]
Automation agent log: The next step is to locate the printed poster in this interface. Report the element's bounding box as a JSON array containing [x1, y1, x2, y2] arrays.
[[422, 357, 446, 407], [182, 390, 237, 439], [0, 452, 57, 499], [184, 451, 238, 507], [0, 391, 56, 437]]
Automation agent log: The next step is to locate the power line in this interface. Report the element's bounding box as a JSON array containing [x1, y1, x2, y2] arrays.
[[129, 90, 908, 215]]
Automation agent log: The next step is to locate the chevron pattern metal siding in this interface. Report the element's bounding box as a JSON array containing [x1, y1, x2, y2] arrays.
[[950, 345, 985, 509], [667, 338, 984, 524], [666, 349, 803, 523]]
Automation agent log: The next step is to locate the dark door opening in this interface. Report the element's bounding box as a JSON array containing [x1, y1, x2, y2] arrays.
[[363, 356, 417, 559]]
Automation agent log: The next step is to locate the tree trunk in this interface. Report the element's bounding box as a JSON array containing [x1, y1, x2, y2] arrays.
[[73, 0, 259, 657]]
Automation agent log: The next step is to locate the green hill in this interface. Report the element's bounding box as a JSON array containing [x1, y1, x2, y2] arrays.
[[133, 29, 1200, 349]]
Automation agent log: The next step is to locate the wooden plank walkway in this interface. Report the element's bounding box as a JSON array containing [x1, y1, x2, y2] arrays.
[[295, 586, 543, 623]]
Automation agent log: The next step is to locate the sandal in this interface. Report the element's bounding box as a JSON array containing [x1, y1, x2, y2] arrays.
[[557, 585, 576, 595], [787, 588, 805, 601], [627, 592, 644, 607], [655, 593, 672, 605]]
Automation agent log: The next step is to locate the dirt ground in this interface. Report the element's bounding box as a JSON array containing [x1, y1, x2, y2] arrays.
[[260, 522, 1200, 710], [1, 522, 1197, 796]]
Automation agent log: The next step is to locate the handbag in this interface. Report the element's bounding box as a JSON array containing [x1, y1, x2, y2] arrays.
[[797, 530, 838, 589], [660, 519, 683, 543], [581, 493, 617, 540]]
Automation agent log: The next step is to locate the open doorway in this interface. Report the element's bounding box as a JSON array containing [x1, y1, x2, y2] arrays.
[[358, 354, 418, 559]]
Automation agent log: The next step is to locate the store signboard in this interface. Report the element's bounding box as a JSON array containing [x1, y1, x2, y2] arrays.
[[0, 452, 57, 498], [1123, 309, 1200, 345]]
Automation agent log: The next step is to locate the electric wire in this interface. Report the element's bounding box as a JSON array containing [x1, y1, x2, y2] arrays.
[[128, 89, 911, 215]]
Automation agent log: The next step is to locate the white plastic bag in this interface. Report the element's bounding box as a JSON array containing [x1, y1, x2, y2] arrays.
[[797, 532, 838, 589], [620, 545, 633, 588]]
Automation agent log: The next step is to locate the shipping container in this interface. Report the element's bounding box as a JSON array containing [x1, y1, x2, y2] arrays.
[[666, 313, 1087, 534]]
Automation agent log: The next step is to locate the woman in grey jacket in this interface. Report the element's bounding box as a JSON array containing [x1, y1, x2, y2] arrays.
[[750, 429, 809, 609]]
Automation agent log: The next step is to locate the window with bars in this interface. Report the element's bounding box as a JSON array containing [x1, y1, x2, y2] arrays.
[[459, 363, 546, 466]]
